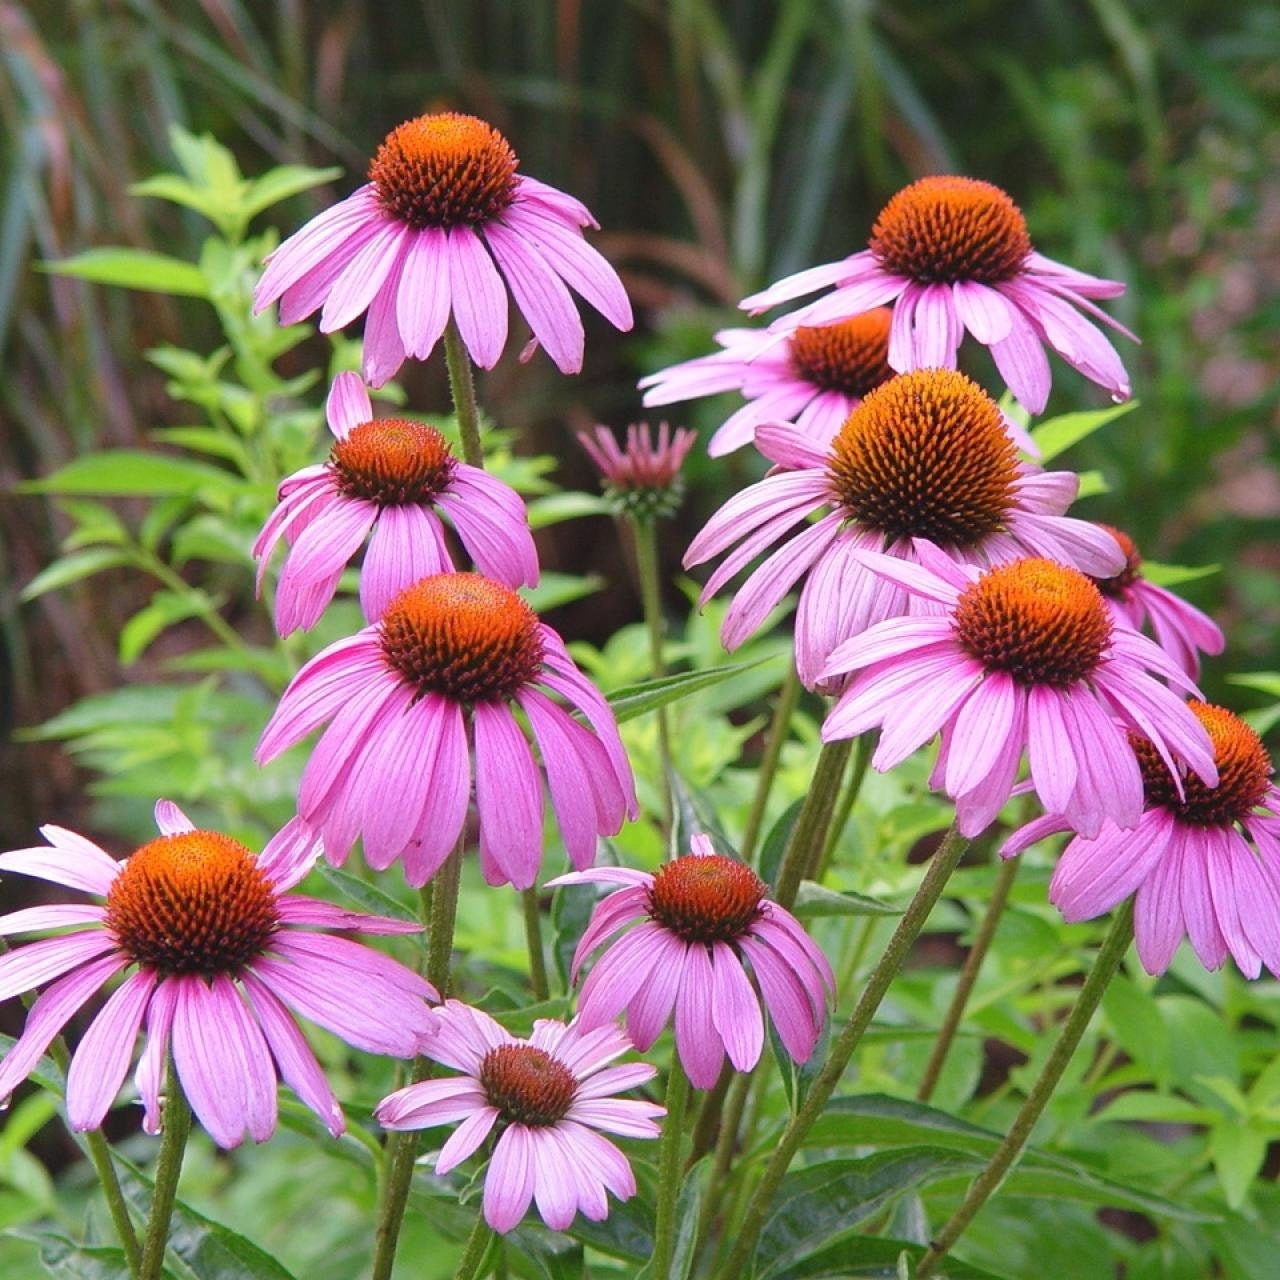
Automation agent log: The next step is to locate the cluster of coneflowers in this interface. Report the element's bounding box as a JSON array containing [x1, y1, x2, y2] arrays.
[[1, 110, 1277, 1280]]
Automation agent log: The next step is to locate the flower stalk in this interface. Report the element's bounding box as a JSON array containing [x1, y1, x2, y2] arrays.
[[453, 1215, 496, 1280], [915, 900, 1135, 1278], [772, 737, 853, 908], [139, 1057, 191, 1280], [652, 1058, 692, 1279], [739, 665, 803, 865], [716, 824, 970, 1279]]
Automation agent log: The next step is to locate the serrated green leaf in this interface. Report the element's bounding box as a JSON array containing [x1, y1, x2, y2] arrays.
[[1030, 401, 1137, 461], [792, 879, 901, 918], [19, 549, 133, 601], [608, 656, 778, 724], [19, 451, 242, 499], [42, 248, 207, 298]]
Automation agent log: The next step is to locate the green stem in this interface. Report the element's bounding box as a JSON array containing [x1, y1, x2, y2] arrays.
[[917, 853, 1020, 1103], [687, 1064, 733, 1165], [85, 1129, 142, 1277], [443, 318, 485, 468], [739, 665, 802, 865], [716, 825, 971, 1280], [453, 1214, 495, 1280], [813, 730, 874, 883], [694, 1069, 752, 1260], [916, 900, 1135, 1278], [139, 1057, 191, 1280], [632, 514, 674, 833], [521, 887, 550, 1001], [652, 1059, 692, 1280], [772, 737, 853, 909], [372, 859, 465, 1280]]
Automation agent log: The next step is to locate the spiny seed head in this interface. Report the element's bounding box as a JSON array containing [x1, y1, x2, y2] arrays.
[[826, 368, 1019, 545], [329, 418, 457, 506], [379, 573, 544, 703], [105, 832, 279, 976], [646, 854, 767, 944], [369, 113, 519, 230], [1134, 702, 1272, 826], [953, 559, 1112, 687], [869, 176, 1032, 285], [479, 1044, 577, 1127], [1091, 524, 1143, 597], [787, 310, 895, 398]]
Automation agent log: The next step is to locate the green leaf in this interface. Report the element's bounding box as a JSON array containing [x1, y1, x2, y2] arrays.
[[565, 1195, 654, 1262], [526, 491, 613, 529], [523, 572, 604, 613], [1030, 401, 1137, 461], [7, 1229, 135, 1280], [313, 862, 417, 925], [119, 590, 219, 665], [635, 1159, 710, 1280], [42, 248, 207, 298], [765, 1235, 1009, 1280], [19, 549, 133, 601], [241, 165, 343, 220], [1142, 560, 1221, 588], [19, 451, 241, 498], [792, 880, 901, 919], [755, 1148, 984, 1279], [114, 1159, 297, 1279], [759, 799, 801, 889], [129, 173, 226, 223], [608, 656, 778, 724]]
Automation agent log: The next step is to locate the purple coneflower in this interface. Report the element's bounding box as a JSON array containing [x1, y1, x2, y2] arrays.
[[549, 835, 834, 1088], [819, 546, 1219, 838], [0, 802, 435, 1148], [254, 372, 537, 634], [684, 368, 1123, 690], [257, 572, 637, 889], [1090, 525, 1224, 678], [254, 112, 633, 385], [577, 421, 696, 520], [1004, 702, 1280, 978], [638, 310, 895, 456], [742, 175, 1136, 414], [376, 1000, 663, 1233]]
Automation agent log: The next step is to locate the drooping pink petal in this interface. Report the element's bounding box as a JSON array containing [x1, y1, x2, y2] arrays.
[[66, 969, 158, 1132], [674, 940, 724, 1088], [474, 703, 545, 889], [709, 942, 764, 1072], [485, 1125, 537, 1232], [0, 930, 120, 1002], [446, 227, 509, 369], [435, 1105, 501, 1174], [396, 227, 453, 360], [135, 977, 179, 1135]]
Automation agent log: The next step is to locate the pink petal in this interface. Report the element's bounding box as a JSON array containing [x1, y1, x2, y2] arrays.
[[396, 227, 453, 360], [325, 370, 373, 439], [709, 942, 764, 1072], [446, 227, 509, 369], [66, 969, 157, 1131], [674, 940, 724, 1088], [485, 1125, 536, 1232]]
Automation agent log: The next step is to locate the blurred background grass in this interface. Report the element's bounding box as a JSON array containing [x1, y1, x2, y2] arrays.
[[2, 0, 1278, 841]]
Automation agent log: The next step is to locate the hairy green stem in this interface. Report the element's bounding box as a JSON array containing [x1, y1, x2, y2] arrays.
[[632, 514, 674, 833], [739, 665, 802, 864], [917, 853, 1020, 1103], [139, 1057, 191, 1280], [694, 1069, 753, 1261], [772, 737, 853, 909], [916, 900, 1135, 1278], [687, 1064, 733, 1165], [453, 1214, 495, 1280], [86, 1129, 142, 1277], [652, 1059, 692, 1279], [716, 825, 970, 1280], [813, 729, 874, 883], [521, 887, 550, 1000], [443, 319, 485, 468]]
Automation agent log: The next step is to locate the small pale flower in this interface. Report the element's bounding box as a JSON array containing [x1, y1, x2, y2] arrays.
[[1090, 525, 1224, 678], [256, 572, 637, 888], [0, 803, 436, 1148], [254, 112, 633, 385], [376, 1000, 663, 1234], [820, 546, 1219, 838], [577, 421, 696, 521], [255, 372, 537, 634], [684, 369, 1124, 690], [550, 835, 834, 1088], [638, 310, 894, 456], [742, 175, 1137, 414], [1004, 703, 1280, 978]]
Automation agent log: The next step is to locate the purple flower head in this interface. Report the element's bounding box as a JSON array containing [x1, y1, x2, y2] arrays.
[[253, 112, 633, 386], [819, 546, 1219, 839], [1089, 524, 1224, 679], [577, 421, 696, 520], [376, 1000, 663, 1234], [0, 802, 436, 1148], [549, 835, 834, 1088], [1005, 702, 1280, 978], [639, 310, 895, 457], [255, 372, 537, 635], [256, 572, 638, 889], [684, 368, 1124, 691], [741, 176, 1137, 415]]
